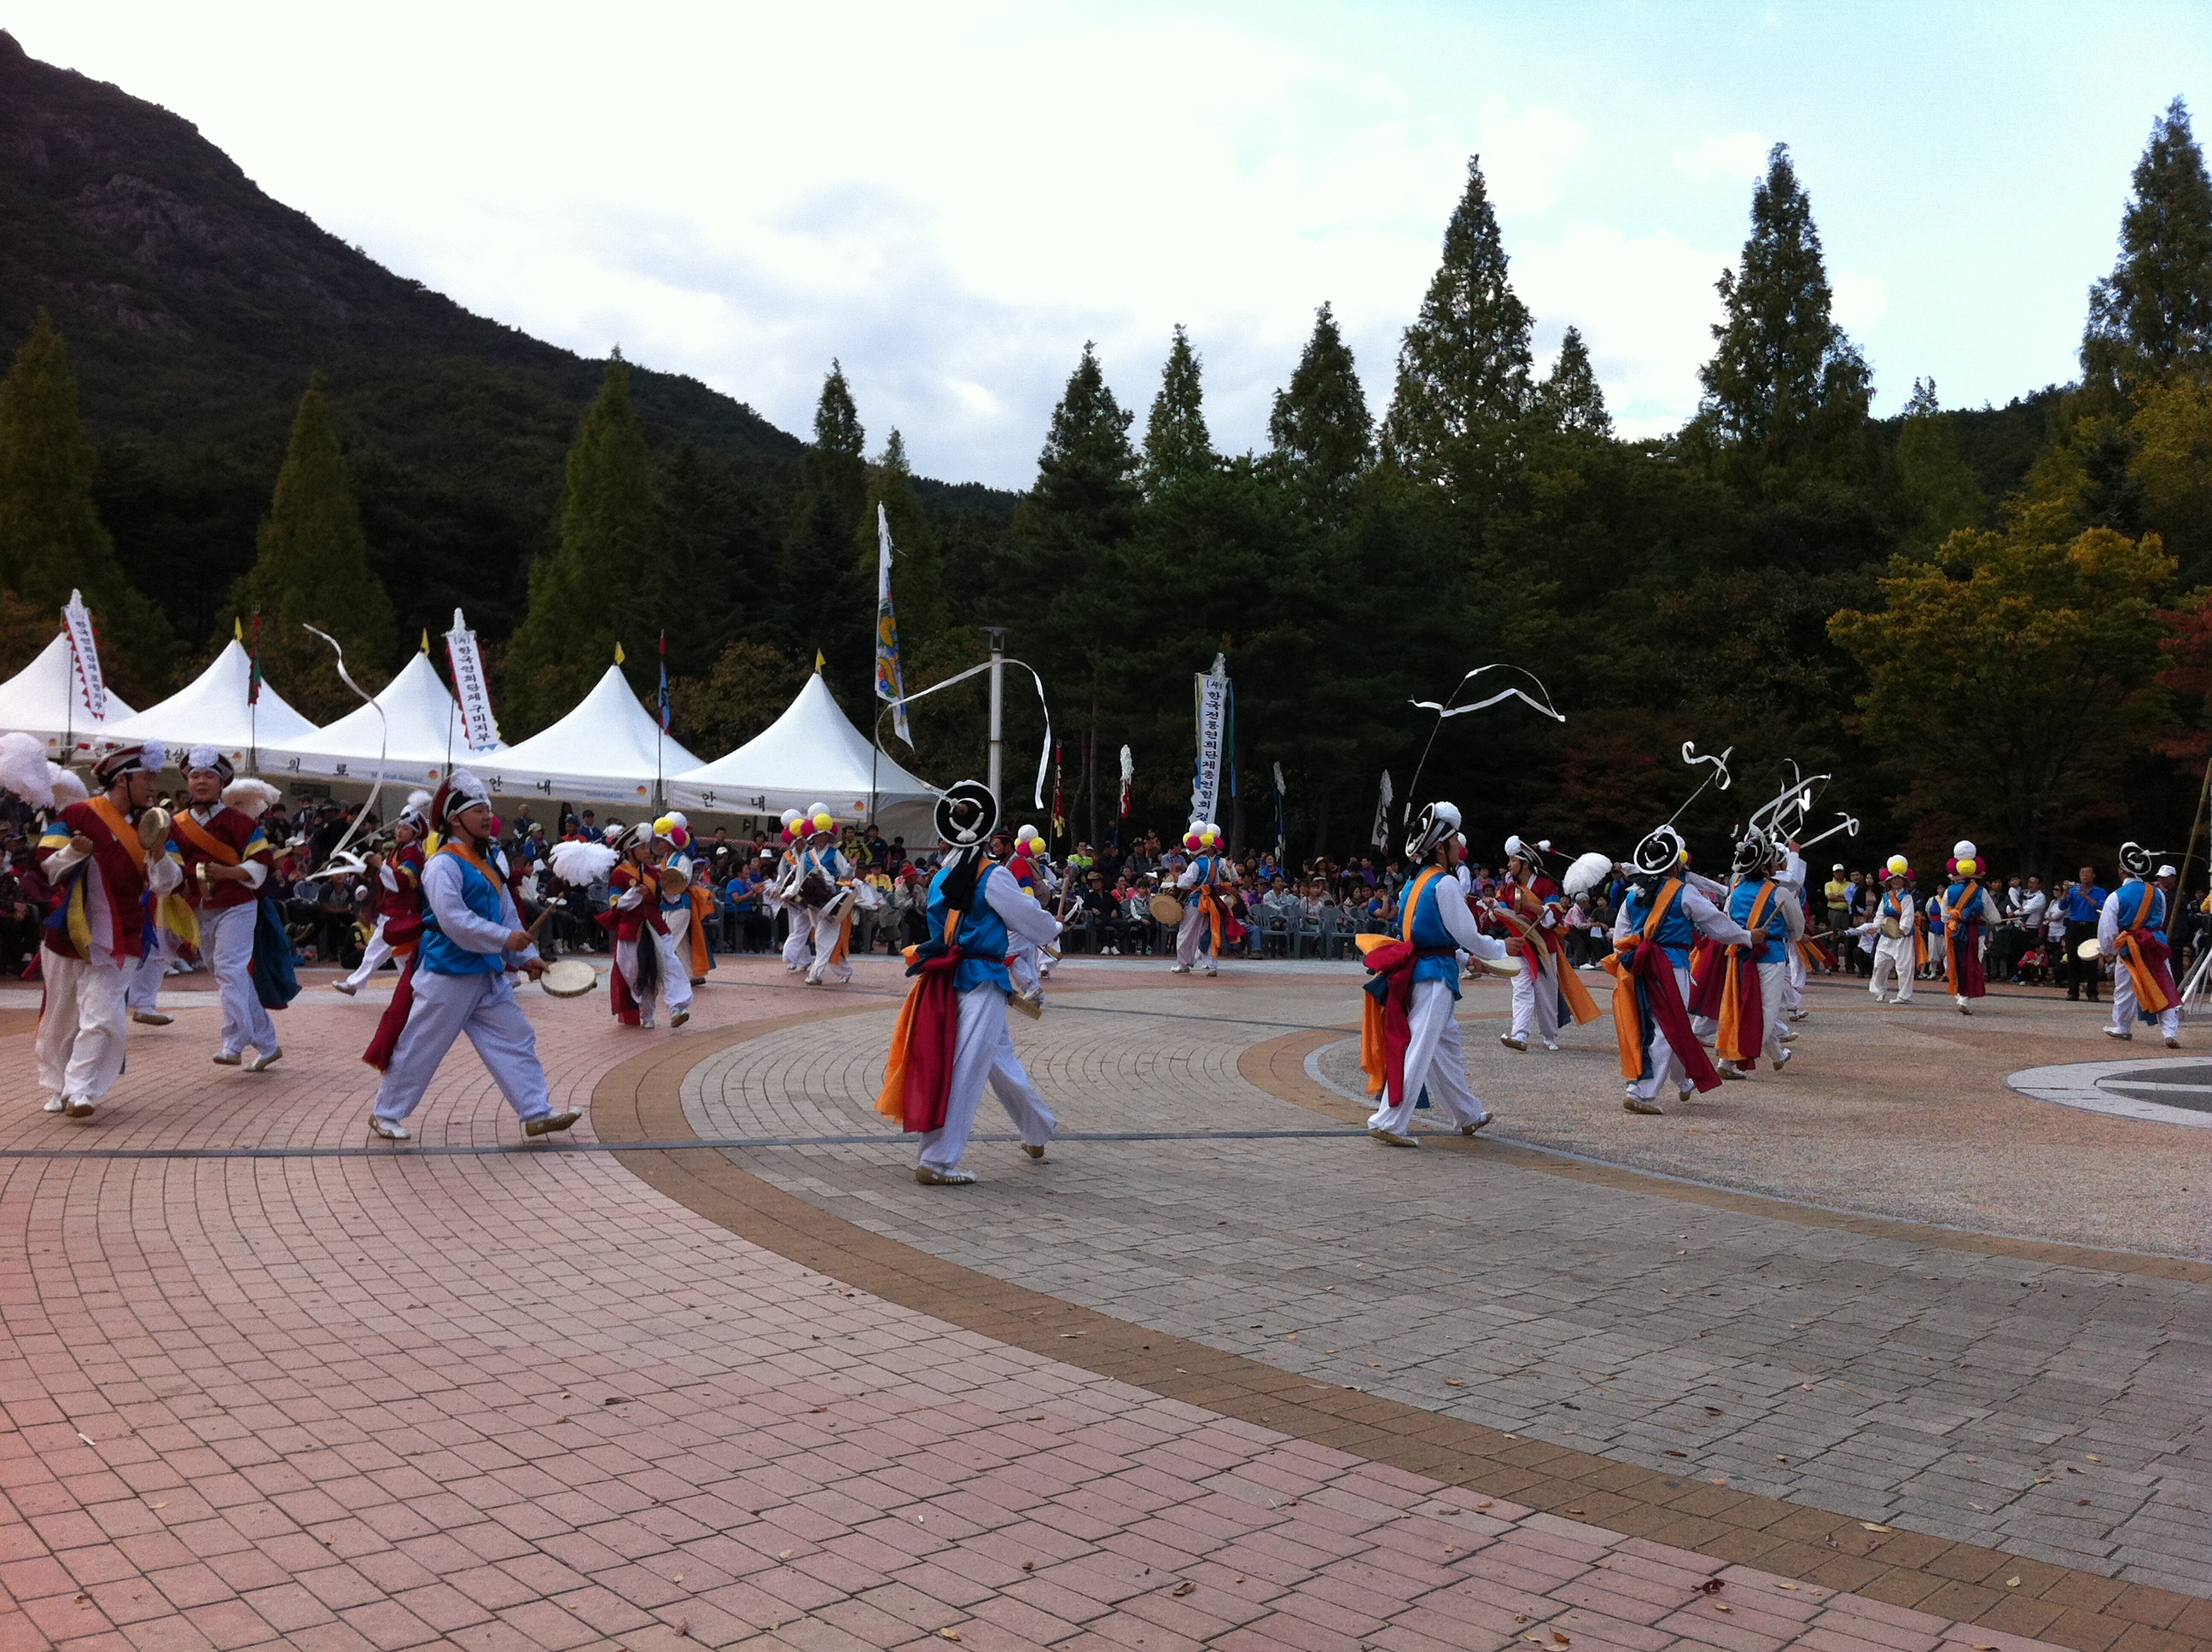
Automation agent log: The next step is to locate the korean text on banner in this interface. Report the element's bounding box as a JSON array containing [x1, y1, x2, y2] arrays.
[[443, 609, 502, 752], [1191, 655, 1230, 825], [62, 589, 107, 722]]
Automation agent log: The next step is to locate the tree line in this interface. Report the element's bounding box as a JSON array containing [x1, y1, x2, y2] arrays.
[[3, 101, 2212, 878]]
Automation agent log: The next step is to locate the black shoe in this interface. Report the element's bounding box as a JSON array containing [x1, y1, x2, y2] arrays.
[[2066, 993, 2078, 1002]]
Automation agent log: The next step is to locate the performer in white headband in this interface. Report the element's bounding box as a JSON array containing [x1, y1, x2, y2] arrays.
[[167, 746, 284, 1072], [1607, 823, 1752, 1115], [336, 789, 430, 997], [2101, 841, 2181, 1047]]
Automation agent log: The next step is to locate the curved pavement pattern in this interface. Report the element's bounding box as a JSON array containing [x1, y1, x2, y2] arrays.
[[0, 956, 2200, 1652]]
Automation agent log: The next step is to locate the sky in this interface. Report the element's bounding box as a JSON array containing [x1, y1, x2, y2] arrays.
[[13, 2, 2212, 489]]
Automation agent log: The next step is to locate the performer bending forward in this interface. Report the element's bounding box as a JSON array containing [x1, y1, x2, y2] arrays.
[[606, 823, 691, 1028], [878, 782, 1062, 1185], [1359, 802, 1509, 1147], [1609, 826, 1751, 1115], [367, 772, 577, 1141]]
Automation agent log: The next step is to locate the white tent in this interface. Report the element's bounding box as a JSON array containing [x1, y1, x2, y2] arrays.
[[0, 631, 137, 756], [667, 672, 937, 832], [479, 663, 699, 806], [259, 649, 493, 789], [96, 639, 317, 770]]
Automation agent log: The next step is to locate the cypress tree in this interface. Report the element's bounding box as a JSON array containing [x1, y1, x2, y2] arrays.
[[1894, 378, 1984, 549], [1536, 326, 1612, 437], [854, 430, 948, 646], [2085, 97, 2212, 392], [1268, 302, 1374, 514], [787, 363, 872, 692], [1141, 324, 1215, 497], [1033, 343, 1140, 532], [504, 353, 665, 734], [1697, 144, 1870, 474], [0, 310, 131, 616], [1380, 156, 1534, 482], [230, 379, 397, 721]]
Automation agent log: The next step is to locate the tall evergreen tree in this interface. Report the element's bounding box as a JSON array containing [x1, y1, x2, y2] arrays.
[[504, 354, 665, 735], [1033, 343, 1140, 532], [788, 362, 873, 693], [854, 429, 949, 646], [1380, 156, 1534, 483], [230, 379, 398, 721], [2085, 97, 2212, 391], [1536, 327, 1612, 437], [1697, 144, 1870, 474], [1894, 378, 1984, 550], [1141, 325, 1215, 496], [1268, 302, 1374, 514]]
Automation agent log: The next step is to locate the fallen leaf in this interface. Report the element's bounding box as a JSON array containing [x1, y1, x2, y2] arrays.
[[2007, 1577, 2022, 1587], [2077, 1498, 2091, 1506], [1664, 1451, 1687, 1458], [74, 1593, 90, 1605], [1478, 1501, 1493, 1510], [676, 1620, 690, 1640], [1568, 1507, 1584, 1515], [1778, 1582, 1799, 1591], [1715, 1603, 1733, 1613], [1699, 1579, 1725, 1596], [1860, 1522, 1893, 1533], [940, 1632, 962, 1643], [1552, 1634, 1572, 1646], [1704, 1407, 1722, 1416], [1172, 1582, 1195, 1597], [1022, 1562, 1034, 1571], [76, 1433, 96, 1446], [1445, 1379, 1464, 1387], [1025, 1415, 1043, 1421], [780, 1550, 793, 1558], [148, 1502, 166, 1509]]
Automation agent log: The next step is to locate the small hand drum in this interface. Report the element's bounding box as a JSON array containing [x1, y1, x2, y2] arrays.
[[1149, 893, 1185, 926], [2075, 937, 2104, 961], [137, 806, 172, 852], [538, 959, 599, 998]]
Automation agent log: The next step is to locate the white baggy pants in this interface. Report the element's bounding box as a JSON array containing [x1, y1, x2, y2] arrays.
[[2114, 959, 2181, 1040], [37, 950, 131, 1104], [1869, 936, 1915, 1002], [1783, 941, 1806, 1014], [1366, 980, 1491, 1135], [1175, 900, 1219, 969], [615, 931, 693, 1021], [805, 907, 852, 984], [664, 904, 696, 981], [373, 969, 553, 1125], [201, 902, 278, 1058], [781, 904, 814, 970], [1627, 963, 1697, 1103], [1510, 949, 1560, 1044], [917, 984, 1057, 1172], [126, 930, 174, 1011], [342, 916, 396, 990]]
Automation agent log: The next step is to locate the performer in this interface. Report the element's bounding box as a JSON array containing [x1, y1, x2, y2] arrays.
[[1854, 858, 1918, 1004], [1608, 826, 1753, 1115], [654, 812, 712, 986], [335, 790, 429, 997], [2101, 842, 2181, 1046], [1001, 823, 1056, 1014], [771, 809, 815, 973], [1941, 840, 1999, 1015], [170, 747, 282, 1072], [1359, 803, 1509, 1146], [1774, 841, 1811, 1021], [1708, 833, 1794, 1079], [367, 771, 578, 1141], [798, 805, 856, 986], [876, 782, 1062, 1184], [1171, 823, 1231, 975], [604, 823, 691, 1028], [35, 742, 183, 1120]]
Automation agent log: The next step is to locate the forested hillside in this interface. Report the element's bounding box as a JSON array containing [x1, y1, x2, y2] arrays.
[[3, 23, 2211, 879]]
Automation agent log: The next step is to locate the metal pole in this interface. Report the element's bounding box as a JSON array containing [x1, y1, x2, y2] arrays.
[[986, 626, 1007, 803]]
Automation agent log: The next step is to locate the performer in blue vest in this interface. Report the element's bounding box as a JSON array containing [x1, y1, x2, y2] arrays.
[[1171, 823, 1231, 975], [876, 782, 1064, 1184], [1358, 802, 1509, 1146], [1940, 839, 2000, 1014], [2100, 841, 2181, 1046], [367, 771, 579, 1142], [1610, 824, 1751, 1115], [1714, 831, 1795, 1079]]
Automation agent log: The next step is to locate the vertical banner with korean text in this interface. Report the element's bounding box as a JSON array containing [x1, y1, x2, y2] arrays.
[[1190, 654, 1230, 826], [443, 608, 502, 752], [62, 589, 107, 724]]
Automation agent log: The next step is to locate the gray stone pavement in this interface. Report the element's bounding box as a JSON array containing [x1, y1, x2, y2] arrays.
[[683, 976, 2212, 1601]]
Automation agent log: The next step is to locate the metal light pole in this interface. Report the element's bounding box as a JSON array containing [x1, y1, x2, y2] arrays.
[[985, 625, 1007, 804]]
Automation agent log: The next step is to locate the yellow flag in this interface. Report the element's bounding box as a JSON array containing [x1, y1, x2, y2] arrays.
[[233, 618, 242, 641], [814, 649, 825, 673], [420, 629, 430, 654], [614, 641, 626, 664]]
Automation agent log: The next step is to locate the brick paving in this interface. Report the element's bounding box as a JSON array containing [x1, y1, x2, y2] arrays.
[[0, 955, 2192, 1649]]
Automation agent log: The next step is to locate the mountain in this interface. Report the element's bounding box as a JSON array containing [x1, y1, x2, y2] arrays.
[[0, 29, 1011, 672]]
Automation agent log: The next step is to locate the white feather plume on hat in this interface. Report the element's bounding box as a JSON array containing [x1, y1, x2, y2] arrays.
[[547, 839, 619, 887], [222, 777, 282, 818], [0, 732, 55, 808], [49, 764, 88, 807]]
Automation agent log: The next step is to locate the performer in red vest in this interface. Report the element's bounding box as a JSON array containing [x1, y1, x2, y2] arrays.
[[335, 789, 429, 997], [172, 746, 282, 1072], [603, 823, 690, 1028], [37, 742, 183, 1120]]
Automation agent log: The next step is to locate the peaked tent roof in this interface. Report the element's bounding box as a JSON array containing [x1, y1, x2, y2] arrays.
[[0, 631, 137, 755], [667, 672, 936, 829], [97, 639, 317, 769], [259, 649, 495, 788], [479, 664, 700, 806]]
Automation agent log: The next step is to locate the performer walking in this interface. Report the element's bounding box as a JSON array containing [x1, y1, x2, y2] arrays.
[[605, 823, 691, 1028], [1856, 858, 1918, 1004], [34, 742, 183, 1120], [2102, 841, 2181, 1046], [1171, 823, 1230, 975], [770, 810, 812, 973], [1359, 802, 1510, 1146], [1941, 841, 1999, 1015], [170, 747, 283, 1072], [335, 790, 429, 996], [796, 806, 856, 986], [877, 782, 1062, 1184], [366, 771, 577, 1141], [1710, 833, 1794, 1079], [1607, 825, 1752, 1115]]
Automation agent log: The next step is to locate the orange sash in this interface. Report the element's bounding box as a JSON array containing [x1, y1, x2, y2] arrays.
[[2116, 884, 2176, 1015], [172, 811, 242, 866], [1604, 879, 1679, 1078], [1715, 882, 1776, 1063], [1943, 880, 1981, 998]]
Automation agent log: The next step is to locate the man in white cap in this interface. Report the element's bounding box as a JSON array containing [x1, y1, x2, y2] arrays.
[[37, 742, 183, 1120], [368, 771, 578, 1141], [335, 789, 429, 997], [166, 746, 284, 1071], [1853, 859, 1918, 1004], [1493, 835, 1563, 1052]]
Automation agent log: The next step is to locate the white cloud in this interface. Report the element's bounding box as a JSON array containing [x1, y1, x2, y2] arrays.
[[1476, 98, 1589, 213], [1675, 132, 1773, 183], [1831, 270, 1889, 336]]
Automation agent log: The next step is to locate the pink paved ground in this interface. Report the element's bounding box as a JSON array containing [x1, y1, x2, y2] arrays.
[[0, 960, 2072, 1650]]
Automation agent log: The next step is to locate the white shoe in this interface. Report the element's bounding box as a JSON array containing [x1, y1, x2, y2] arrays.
[[64, 1099, 95, 1120], [1499, 1034, 1528, 1052], [1774, 1047, 1794, 1072], [43, 1096, 65, 1113], [370, 1117, 410, 1141], [916, 1166, 976, 1185], [1778, 1029, 1796, 1043], [212, 1051, 242, 1066], [333, 980, 359, 997], [640, 1016, 655, 1030], [247, 1050, 282, 1073], [1788, 1009, 1809, 1021], [2165, 1035, 2181, 1049], [1169, 963, 1190, 974], [1717, 1062, 1745, 1080], [671, 1009, 690, 1027], [131, 1009, 172, 1026], [2104, 1027, 2131, 1040], [1625, 1093, 1666, 1115], [1542, 1041, 1559, 1052]]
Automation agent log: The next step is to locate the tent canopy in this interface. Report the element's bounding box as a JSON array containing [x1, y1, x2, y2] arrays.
[[0, 631, 137, 755], [667, 672, 936, 830], [97, 640, 316, 768], [259, 650, 493, 788], [479, 664, 699, 806]]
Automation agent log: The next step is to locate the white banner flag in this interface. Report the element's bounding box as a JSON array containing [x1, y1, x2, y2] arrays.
[[1370, 770, 1394, 852], [443, 609, 502, 752], [62, 589, 107, 723], [1190, 654, 1230, 825]]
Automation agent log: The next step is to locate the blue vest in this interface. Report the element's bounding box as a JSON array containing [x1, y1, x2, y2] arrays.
[[2114, 879, 2165, 933], [1621, 878, 1698, 969], [1944, 880, 1992, 928], [1726, 879, 1787, 957], [1398, 870, 1461, 998], [420, 848, 504, 976], [928, 861, 1012, 996]]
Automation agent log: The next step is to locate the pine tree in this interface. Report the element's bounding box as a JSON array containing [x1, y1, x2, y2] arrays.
[[1894, 378, 1984, 549], [0, 311, 140, 626], [1268, 302, 1374, 514], [853, 429, 948, 646], [1380, 156, 1534, 482], [1141, 325, 1215, 496], [787, 363, 873, 693], [2085, 97, 2212, 392], [228, 379, 397, 721], [504, 354, 666, 734], [1033, 343, 1140, 531], [1536, 327, 1612, 437]]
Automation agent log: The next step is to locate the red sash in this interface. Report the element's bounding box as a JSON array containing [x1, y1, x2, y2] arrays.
[[1603, 880, 1721, 1093], [1357, 868, 1447, 1105], [1944, 881, 1988, 999], [2116, 885, 2179, 1015]]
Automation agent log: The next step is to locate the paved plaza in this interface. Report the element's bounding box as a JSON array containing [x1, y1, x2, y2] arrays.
[[2, 956, 2208, 1651]]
